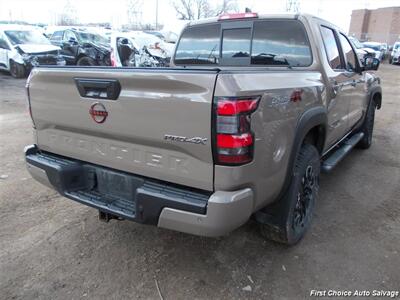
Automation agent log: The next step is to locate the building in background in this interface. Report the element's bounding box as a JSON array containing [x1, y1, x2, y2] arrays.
[[349, 6, 400, 44]]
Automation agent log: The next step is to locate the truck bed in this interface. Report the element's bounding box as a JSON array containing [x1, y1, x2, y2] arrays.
[[27, 67, 219, 191]]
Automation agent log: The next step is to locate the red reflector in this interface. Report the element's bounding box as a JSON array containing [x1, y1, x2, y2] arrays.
[[110, 50, 117, 67], [217, 133, 253, 148], [218, 154, 252, 164], [217, 99, 259, 115], [290, 89, 303, 102], [218, 12, 258, 20]]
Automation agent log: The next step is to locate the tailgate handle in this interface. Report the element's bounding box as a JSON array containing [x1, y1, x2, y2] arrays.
[[75, 78, 121, 100]]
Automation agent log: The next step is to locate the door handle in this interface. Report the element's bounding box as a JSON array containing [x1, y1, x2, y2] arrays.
[[74, 78, 121, 100], [332, 85, 340, 94], [331, 81, 341, 96]]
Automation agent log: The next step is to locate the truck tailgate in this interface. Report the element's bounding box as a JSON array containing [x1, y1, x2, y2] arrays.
[[28, 67, 218, 191]]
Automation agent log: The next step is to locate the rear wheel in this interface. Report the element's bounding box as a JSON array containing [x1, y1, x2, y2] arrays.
[[77, 56, 97, 66], [9, 60, 26, 78], [258, 143, 320, 245], [357, 100, 375, 149]]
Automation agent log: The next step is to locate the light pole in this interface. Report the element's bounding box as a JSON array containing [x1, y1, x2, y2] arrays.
[[155, 0, 159, 30]]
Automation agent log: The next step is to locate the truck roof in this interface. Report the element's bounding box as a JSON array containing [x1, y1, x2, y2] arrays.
[[185, 13, 343, 32], [186, 13, 298, 26]]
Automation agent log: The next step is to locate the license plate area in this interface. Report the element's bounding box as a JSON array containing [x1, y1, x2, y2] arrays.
[[95, 168, 141, 200], [66, 167, 145, 219]]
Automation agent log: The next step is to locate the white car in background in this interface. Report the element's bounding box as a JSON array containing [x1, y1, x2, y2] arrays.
[[161, 31, 178, 43], [362, 42, 384, 61], [390, 42, 400, 64], [110, 31, 174, 67], [381, 43, 388, 59], [348, 37, 377, 62], [0, 25, 65, 78], [131, 31, 175, 56]]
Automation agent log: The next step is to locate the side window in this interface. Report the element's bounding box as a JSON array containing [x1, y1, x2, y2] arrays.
[[222, 28, 251, 58], [0, 33, 10, 50], [174, 24, 220, 65], [339, 33, 357, 71], [320, 26, 343, 70], [50, 31, 63, 41], [63, 30, 76, 42], [251, 20, 312, 67]]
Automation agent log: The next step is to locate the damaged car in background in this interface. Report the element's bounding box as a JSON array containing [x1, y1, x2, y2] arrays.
[[349, 36, 377, 62], [50, 28, 111, 66], [110, 31, 174, 67], [0, 25, 65, 78]]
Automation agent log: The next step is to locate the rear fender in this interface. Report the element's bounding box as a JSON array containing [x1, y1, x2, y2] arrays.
[[258, 106, 327, 218], [369, 85, 382, 109], [287, 105, 327, 167]]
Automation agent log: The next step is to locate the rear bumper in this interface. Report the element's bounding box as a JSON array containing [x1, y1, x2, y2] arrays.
[[25, 145, 253, 237]]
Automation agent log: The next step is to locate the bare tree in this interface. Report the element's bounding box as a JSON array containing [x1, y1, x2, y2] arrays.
[[214, 0, 238, 16], [172, 0, 238, 20], [58, 0, 78, 25], [126, 0, 143, 26], [286, 0, 300, 13]]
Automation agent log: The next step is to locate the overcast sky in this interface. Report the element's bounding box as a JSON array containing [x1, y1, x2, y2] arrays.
[[0, 0, 399, 33]]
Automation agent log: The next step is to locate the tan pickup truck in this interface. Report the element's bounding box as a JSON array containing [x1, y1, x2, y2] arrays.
[[25, 13, 382, 245]]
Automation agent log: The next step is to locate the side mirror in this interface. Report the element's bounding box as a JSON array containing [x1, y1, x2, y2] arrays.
[[363, 57, 380, 71], [68, 37, 77, 45], [120, 38, 129, 45]]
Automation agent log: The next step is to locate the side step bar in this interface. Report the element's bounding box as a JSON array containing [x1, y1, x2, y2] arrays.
[[321, 132, 364, 173]]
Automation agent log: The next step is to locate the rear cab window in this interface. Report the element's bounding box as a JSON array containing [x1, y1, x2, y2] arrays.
[[174, 24, 220, 65], [174, 19, 312, 67], [222, 28, 251, 58]]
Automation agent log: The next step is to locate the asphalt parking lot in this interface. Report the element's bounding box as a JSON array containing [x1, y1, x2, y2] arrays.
[[0, 64, 399, 300]]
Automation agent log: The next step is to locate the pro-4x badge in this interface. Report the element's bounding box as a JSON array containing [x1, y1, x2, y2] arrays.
[[164, 134, 208, 145]]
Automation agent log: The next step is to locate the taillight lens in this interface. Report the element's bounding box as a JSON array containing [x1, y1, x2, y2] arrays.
[[110, 49, 117, 67], [214, 96, 260, 165], [217, 99, 259, 115]]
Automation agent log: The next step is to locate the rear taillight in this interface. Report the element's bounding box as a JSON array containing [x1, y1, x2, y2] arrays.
[[214, 96, 260, 165], [110, 49, 117, 67]]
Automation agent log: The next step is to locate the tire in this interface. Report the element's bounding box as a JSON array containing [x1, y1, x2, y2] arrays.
[[9, 60, 26, 78], [258, 143, 320, 245], [357, 100, 375, 149], [77, 56, 97, 66]]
